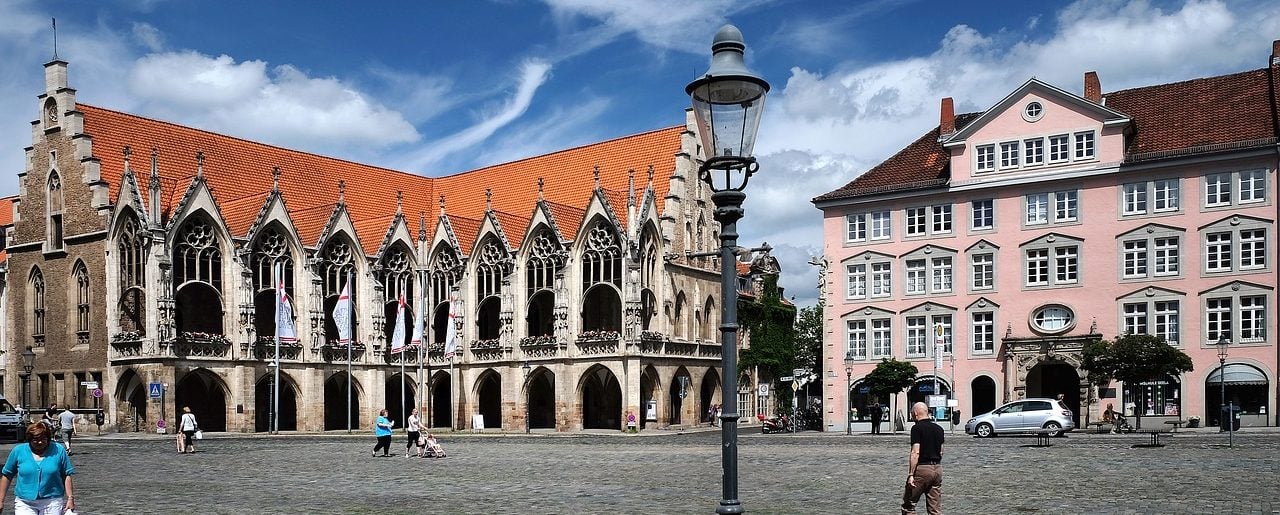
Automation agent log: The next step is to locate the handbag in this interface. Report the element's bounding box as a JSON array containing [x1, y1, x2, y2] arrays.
[[194, 430, 203, 440]]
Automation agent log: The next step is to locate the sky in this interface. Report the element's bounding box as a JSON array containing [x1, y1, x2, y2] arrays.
[[1, 0, 1278, 307]]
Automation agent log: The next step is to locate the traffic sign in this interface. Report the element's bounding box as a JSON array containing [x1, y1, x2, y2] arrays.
[[92, 388, 103, 399], [758, 384, 770, 397], [792, 368, 806, 378], [779, 375, 794, 382], [80, 381, 99, 389], [148, 382, 163, 399], [792, 381, 800, 391]]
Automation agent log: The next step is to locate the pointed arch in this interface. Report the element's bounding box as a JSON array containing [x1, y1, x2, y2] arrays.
[[175, 368, 231, 432], [429, 242, 463, 345], [579, 364, 622, 429], [47, 167, 64, 250], [29, 266, 46, 346], [71, 260, 91, 340], [251, 222, 299, 340], [702, 295, 717, 341], [324, 371, 363, 430], [380, 241, 416, 349], [115, 209, 147, 334], [473, 369, 503, 429], [673, 291, 687, 340], [473, 235, 510, 342], [255, 371, 299, 432], [321, 232, 360, 345]]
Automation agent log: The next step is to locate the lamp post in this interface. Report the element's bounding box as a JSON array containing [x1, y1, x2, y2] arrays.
[[522, 361, 532, 434], [1216, 334, 1231, 447], [844, 354, 854, 436], [686, 23, 769, 515], [20, 346, 35, 424]]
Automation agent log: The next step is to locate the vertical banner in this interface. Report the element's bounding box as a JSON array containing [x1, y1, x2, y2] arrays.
[[275, 263, 297, 343], [443, 293, 459, 358], [333, 273, 353, 345], [391, 294, 407, 354]]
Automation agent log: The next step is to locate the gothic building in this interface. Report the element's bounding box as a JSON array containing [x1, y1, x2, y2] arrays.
[[1, 59, 778, 433]]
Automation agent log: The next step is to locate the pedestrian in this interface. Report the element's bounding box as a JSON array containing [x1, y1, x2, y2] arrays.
[[405, 409, 422, 458], [41, 405, 59, 441], [179, 406, 199, 454], [372, 409, 394, 457], [0, 422, 76, 514], [901, 402, 944, 515], [57, 407, 76, 455], [869, 400, 884, 435]]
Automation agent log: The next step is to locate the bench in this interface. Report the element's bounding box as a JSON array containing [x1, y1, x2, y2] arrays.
[[1033, 431, 1053, 447], [1088, 421, 1113, 434], [1163, 420, 1184, 432], [1134, 430, 1171, 448]]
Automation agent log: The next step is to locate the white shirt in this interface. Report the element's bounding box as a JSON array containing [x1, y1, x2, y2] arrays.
[[181, 412, 198, 431], [407, 414, 421, 432]]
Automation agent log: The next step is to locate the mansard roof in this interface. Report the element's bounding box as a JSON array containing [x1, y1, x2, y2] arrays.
[[815, 64, 1280, 204], [79, 104, 683, 255]]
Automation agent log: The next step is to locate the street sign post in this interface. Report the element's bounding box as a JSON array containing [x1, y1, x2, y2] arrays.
[[148, 382, 163, 399], [779, 376, 794, 382]]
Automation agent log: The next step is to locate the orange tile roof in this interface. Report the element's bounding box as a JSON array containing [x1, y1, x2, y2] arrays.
[[0, 195, 14, 265], [80, 104, 683, 256]]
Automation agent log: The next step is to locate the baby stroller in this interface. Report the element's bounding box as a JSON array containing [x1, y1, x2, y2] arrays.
[[1111, 413, 1135, 434], [419, 433, 446, 458]]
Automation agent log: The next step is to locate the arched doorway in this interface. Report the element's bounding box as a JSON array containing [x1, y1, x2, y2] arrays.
[[475, 372, 501, 430], [669, 368, 692, 425], [255, 373, 298, 432], [385, 373, 417, 427], [971, 376, 997, 416], [907, 376, 952, 408], [430, 372, 452, 428], [175, 369, 228, 432], [528, 369, 556, 429], [114, 368, 147, 432], [640, 367, 659, 429], [1205, 363, 1270, 426], [581, 366, 622, 429], [700, 369, 720, 424], [849, 379, 875, 423], [581, 284, 622, 332], [1027, 362, 1081, 426], [323, 372, 360, 431]]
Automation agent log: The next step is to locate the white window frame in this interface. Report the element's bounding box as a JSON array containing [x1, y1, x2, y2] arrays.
[[1122, 182, 1148, 215], [1204, 173, 1232, 207], [906, 316, 927, 357], [975, 145, 996, 173], [906, 207, 926, 236], [1202, 283, 1270, 346], [846, 319, 868, 360], [1201, 217, 1271, 274], [1025, 190, 1079, 227], [845, 263, 867, 299], [1122, 239, 1148, 278], [1118, 288, 1183, 345], [1054, 245, 1079, 284], [971, 199, 994, 231], [1055, 190, 1078, 222], [871, 318, 893, 357], [846, 213, 867, 242], [871, 262, 892, 298], [870, 211, 892, 241], [1118, 225, 1183, 280], [905, 259, 926, 295], [1238, 169, 1267, 204], [1025, 193, 1049, 225], [1073, 130, 1095, 160], [1000, 141, 1020, 169], [1048, 134, 1070, 163], [970, 310, 995, 354], [932, 257, 953, 293], [1153, 179, 1180, 213], [900, 246, 957, 296], [1022, 235, 1083, 288], [970, 253, 994, 291], [1023, 138, 1044, 167], [931, 204, 952, 234]]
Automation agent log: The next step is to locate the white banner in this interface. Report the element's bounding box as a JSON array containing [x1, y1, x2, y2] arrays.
[[443, 294, 459, 358], [409, 276, 424, 347], [333, 273, 353, 345], [274, 263, 297, 343], [391, 294, 406, 354]]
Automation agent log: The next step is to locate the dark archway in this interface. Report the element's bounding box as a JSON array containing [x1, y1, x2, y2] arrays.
[[581, 284, 622, 332], [254, 373, 298, 432], [581, 366, 622, 429], [175, 283, 223, 334], [972, 376, 997, 416], [253, 290, 276, 338], [114, 368, 147, 432], [430, 372, 452, 428], [1205, 364, 1269, 426], [323, 372, 360, 430], [385, 373, 417, 427], [476, 372, 501, 429], [700, 369, 720, 424], [527, 290, 555, 337], [1028, 362, 1081, 426], [528, 370, 555, 429], [383, 301, 415, 350], [476, 297, 501, 340], [640, 289, 656, 330], [907, 376, 952, 421], [640, 368, 659, 429], [432, 303, 449, 344], [669, 369, 692, 425], [175, 369, 228, 432]]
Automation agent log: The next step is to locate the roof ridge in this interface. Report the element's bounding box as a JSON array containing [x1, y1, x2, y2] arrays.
[[1103, 68, 1267, 96], [436, 125, 684, 179]]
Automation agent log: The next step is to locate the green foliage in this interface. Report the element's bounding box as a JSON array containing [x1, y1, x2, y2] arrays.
[[1081, 334, 1194, 385], [738, 274, 798, 382], [863, 358, 918, 399], [792, 305, 823, 374]]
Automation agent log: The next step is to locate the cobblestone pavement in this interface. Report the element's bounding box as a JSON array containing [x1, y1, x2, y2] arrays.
[[3, 428, 1277, 514]]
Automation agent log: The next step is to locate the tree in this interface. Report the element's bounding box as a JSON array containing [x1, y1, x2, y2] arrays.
[[738, 274, 798, 412], [862, 358, 918, 433], [1081, 334, 1193, 429]]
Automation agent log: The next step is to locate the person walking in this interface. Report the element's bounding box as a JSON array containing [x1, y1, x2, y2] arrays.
[[902, 402, 944, 515], [869, 400, 884, 435], [179, 406, 199, 454], [405, 409, 422, 458], [57, 407, 75, 455], [0, 423, 76, 514], [372, 409, 394, 457]]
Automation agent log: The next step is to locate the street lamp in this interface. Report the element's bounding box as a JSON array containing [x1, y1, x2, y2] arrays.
[[844, 353, 854, 436], [522, 361, 532, 434], [687, 23, 769, 515], [1216, 334, 1231, 447], [20, 346, 35, 423]]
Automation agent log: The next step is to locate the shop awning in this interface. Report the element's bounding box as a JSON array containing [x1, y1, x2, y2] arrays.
[[1205, 364, 1269, 385]]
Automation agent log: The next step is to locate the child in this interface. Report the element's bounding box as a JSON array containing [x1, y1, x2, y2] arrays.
[[424, 433, 446, 458], [413, 432, 428, 458]]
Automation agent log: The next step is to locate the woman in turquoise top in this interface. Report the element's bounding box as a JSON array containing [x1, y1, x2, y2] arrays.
[[372, 409, 394, 457], [0, 422, 76, 514]]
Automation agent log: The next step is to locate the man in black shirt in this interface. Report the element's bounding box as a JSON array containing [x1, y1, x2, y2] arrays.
[[869, 401, 883, 435], [902, 402, 943, 514]]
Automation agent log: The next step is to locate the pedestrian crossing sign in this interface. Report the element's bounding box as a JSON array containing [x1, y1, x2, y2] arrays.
[[149, 382, 163, 399]]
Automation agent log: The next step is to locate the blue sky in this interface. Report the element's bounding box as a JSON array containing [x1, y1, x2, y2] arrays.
[[1, 0, 1278, 306]]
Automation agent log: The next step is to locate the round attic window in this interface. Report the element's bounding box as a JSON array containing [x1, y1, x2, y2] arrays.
[[1030, 304, 1074, 334], [1022, 101, 1044, 122]]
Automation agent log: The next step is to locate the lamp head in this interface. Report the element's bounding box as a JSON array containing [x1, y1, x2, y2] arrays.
[[686, 24, 769, 192], [21, 346, 35, 374]]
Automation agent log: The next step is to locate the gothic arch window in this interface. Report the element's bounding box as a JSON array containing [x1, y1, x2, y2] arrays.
[[673, 292, 687, 340], [47, 168, 64, 250], [30, 267, 46, 346], [475, 238, 508, 341], [321, 236, 358, 344], [380, 244, 415, 346], [173, 214, 224, 335], [580, 220, 622, 333], [73, 261, 90, 335], [703, 296, 716, 340], [525, 229, 563, 338], [117, 214, 146, 334], [429, 245, 461, 344], [640, 229, 659, 289], [251, 225, 295, 339]]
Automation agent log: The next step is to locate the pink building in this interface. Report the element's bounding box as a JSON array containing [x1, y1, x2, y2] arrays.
[[813, 42, 1280, 432]]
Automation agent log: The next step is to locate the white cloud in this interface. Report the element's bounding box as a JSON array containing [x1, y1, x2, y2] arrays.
[[128, 51, 420, 153], [131, 22, 164, 52], [540, 0, 751, 54], [398, 59, 552, 174]]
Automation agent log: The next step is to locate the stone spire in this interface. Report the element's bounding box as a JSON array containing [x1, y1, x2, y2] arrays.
[[593, 166, 601, 189], [271, 166, 281, 193], [337, 180, 345, 204], [195, 151, 204, 179], [147, 147, 161, 225], [485, 188, 492, 212], [627, 169, 636, 207], [396, 190, 403, 215], [439, 194, 446, 216]]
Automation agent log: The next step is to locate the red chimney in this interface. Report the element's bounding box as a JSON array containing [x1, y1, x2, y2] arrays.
[[1084, 71, 1101, 103], [1271, 40, 1280, 67], [939, 97, 955, 135]]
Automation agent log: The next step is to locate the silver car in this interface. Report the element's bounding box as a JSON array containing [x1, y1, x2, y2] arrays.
[[965, 398, 1076, 437]]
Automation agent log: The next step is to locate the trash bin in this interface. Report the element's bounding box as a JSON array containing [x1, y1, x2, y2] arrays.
[[1220, 405, 1241, 431]]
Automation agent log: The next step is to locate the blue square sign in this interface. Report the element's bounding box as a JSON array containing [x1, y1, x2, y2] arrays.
[[148, 382, 163, 399]]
